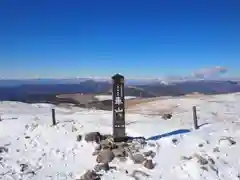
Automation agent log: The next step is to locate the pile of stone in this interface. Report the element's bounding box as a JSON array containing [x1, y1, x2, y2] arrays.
[[79, 132, 156, 180]]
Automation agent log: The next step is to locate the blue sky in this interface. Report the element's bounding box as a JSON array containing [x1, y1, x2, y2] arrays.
[[0, 0, 240, 79]]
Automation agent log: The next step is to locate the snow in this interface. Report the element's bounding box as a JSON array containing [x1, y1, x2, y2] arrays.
[[95, 95, 136, 101], [1, 93, 240, 179]]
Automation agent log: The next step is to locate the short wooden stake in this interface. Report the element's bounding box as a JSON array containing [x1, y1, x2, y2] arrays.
[[192, 106, 198, 130], [52, 109, 56, 126]]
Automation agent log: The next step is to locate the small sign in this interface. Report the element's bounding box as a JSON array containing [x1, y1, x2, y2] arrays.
[[112, 73, 126, 142]]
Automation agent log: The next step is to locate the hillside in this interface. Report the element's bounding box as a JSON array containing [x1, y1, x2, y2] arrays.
[[1, 79, 240, 104], [1, 93, 240, 179]]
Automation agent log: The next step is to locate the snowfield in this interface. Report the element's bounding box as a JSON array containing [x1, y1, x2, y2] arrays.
[[1, 93, 240, 179]]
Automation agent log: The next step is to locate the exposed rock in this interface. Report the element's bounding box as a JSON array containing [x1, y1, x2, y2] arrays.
[[198, 143, 204, 147], [77, 135, 82, 142], [0, 146, 8, 153], [194, 154, 208, 165], [85, 132, 102, 144], [117, 142, 129, 148], [200, 166, 208, 171], [80, 170, 101, 180], [143, 159, 154, 169], [181, 156, 193, 160], [131, 153, 146, 164], [100, 139, 116, 149], [72, 126, 78, 132], [96, 149, 115, 164], [172, 138, 178, 145], [101, 134, 112, 140], [143, 150, 156, 158], [208, 157, 215, 165], [132, 138, 147, 145], [118, 157, 127, 162], [20, 163, 29, 172], [92, 151, 100, 156], [25, 124, 29, 129], [162, 113, 172, 120], [148, 142, 156, 147], [112, 147, 126, 157], [95, 145, 101, 151], [130, 139, 147, 152], [130, 170, 150, 179], [94, 163, 110, 172], [213, 147, 220, 152]]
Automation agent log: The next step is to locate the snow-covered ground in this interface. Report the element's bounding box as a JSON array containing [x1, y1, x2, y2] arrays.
[[95, 95, 136, 101], [1, 93, 240, 179]]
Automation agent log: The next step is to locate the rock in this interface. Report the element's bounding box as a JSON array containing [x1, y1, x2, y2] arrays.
[[117, 142, 129, 148], [112, 148, 126, 157], [181, 156, 193, 160], [96, 149, 115, 164], [101, 134, 112, 140], [198, 143, 204, 147], [95, 145, 101, 151], [132, 138, 147, 145], [77, 135, 82, 142], [92, 151, 100, 156], [143, 150, 156, 158], [20, 163, 29, 172], [118, 157, 127, 162], [148, 143, 156, 147], [172, 138, 178, 145], [131, 153, 146, 164], [200, 166, 208, 171], [162, 113, 172, 120], [0, 146, 8, 153], [143, 159, 154, 169], [194, 154, 208, 165], [80, 170, 100, 180], [72, 126, 78, 132], [208, 157, 215, 165], [85, 132, 102, 144], [25, 136, 31, 139], [94, 163, 110, 172], [100, 139, 116, 149], [213, 147, 220, 152]]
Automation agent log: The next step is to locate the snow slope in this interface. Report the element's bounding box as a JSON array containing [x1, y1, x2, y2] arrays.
[[1, 93, 240, 179]]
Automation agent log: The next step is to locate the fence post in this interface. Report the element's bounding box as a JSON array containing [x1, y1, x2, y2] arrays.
[[192, 106, 198, 130], [52, 109, 56, 126]]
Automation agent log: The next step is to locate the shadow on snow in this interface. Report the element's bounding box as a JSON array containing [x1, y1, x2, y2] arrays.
[[128, 129, 191, 141], [146, 129, 191, 141]]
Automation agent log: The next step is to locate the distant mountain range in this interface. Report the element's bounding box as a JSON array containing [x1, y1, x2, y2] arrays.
[[0, 78, 240, 104]]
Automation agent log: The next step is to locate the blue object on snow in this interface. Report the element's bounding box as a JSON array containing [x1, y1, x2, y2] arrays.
[[146, 129, 191, 141]]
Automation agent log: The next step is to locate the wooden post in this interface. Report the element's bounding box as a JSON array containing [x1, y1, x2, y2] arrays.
[[192, 106, 198, 130], [112, 74, 127, 142], [52, 109, 56, 126]]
